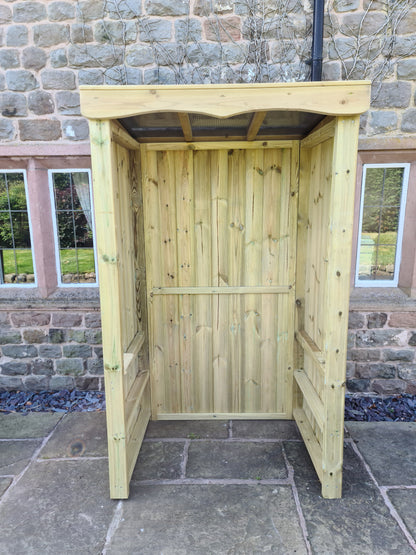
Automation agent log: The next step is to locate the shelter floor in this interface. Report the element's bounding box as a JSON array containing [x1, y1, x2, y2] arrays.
[[0, 413, 415, 554]]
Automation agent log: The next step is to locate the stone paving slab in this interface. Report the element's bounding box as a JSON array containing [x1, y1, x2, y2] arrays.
[[131, 441, 185, 481], [284, 441, 414, 555], [232, 419, 301, 440], [346, 422, 416, 485], [388, 490, 416, 540], [0, 440, 40, 475], [106, 484, 308, 554], [145, 419, 229, 439], [186, 440, 287, 480], [0, 413, 63, 439], [39, 411, 107, 459], [0, 477, 12, 497], [0, 459, 115, 555]]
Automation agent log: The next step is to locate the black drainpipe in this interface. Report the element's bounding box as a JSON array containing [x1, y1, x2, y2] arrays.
[[310, 0, 325, 81]]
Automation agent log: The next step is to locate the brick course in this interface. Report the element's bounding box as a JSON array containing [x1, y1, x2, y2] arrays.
[[347, 310, 416, 395], [1, 306, 415, 394], [0, 308, 103, 391]]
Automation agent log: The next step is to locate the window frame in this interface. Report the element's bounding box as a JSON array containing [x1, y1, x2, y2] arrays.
[[48, 168, 99, 288], [355, 162, 410, 288], [0, 169, 37, 288]]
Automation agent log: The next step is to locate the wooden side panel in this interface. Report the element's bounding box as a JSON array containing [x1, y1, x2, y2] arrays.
[[90, 120, 149, 499], [143, 144, 296, 417], [296, 116, 360, 499]]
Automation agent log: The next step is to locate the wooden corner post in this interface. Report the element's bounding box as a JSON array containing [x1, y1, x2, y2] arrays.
[[320, 115, 360, 498], [89, 119, 129, 498]]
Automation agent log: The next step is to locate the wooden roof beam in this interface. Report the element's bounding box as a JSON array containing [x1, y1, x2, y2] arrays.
[[247, 111, 267, 141], [178, 113, 193, 142]]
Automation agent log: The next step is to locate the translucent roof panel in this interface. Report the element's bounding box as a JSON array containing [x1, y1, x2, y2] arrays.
[[257, 111, 324, 137], [119, 110, 326, 142]]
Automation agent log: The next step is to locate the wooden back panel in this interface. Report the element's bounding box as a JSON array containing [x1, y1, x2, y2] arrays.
[[142, 143, 298, 418]]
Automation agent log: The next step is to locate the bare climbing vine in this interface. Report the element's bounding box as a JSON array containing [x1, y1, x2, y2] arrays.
[[74, 0, 416, 88], [326, 0, 416, 90]]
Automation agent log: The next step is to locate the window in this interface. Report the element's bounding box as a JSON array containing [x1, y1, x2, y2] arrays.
[[0, 170, 36, 286], [355, 163, 410, 287], [49, 170, 98, 286]]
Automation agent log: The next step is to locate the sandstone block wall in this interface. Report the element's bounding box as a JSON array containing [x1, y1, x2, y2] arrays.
[[0, 307, 103, 391], [347, 311, 416, 395], [0, 0, 416, 142]]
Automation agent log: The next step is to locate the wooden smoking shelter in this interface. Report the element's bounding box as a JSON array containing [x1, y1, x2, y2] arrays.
[[80, 81, 370, 499]]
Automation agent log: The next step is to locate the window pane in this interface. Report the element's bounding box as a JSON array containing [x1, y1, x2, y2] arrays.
[[15, 249, 35, 280], [51, 171, 96, 285], [53, 173, 72, 210], [361, 206, 380, 233], [7, 174, 27, 211], [357, 165, 407, 285], [0, 172, 35, 286], [383, 168, 404, 206], [72, 172, 90, 212], [0, 174, 6, 197], [57, 211, 75, 248], [0, 213, 13, 249], [74, 212, 94, 248], [379, 206, 400, 234], [11, 212, 31, 248], [363, 168, 384, 202]]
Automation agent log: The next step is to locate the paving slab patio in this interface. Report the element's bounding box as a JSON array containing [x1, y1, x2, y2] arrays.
[[0, 439, 41, 475], [106, 484, 308, 555], [346, 422, 416, 485], [0, 458, 115, 555], [0, 412, 62, 439], [144, 419, 229, 439], [388, 490, 416, 540], [131, 441, 185, 481], [39, 411, 107, 459], [0, 413, 415, 554], [285, 441, 414, 555], [186, 440, 288, 480]]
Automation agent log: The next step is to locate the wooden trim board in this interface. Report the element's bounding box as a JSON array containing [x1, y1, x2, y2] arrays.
[[80, 81, 371, 120]]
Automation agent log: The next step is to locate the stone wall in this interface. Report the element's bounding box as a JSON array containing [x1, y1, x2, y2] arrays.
[[0, 307, 103, 391], [2, 303, 416, 395], [0, 0, 416, 395], [347, 311, 416, 396], [0, 0, 416, 142]]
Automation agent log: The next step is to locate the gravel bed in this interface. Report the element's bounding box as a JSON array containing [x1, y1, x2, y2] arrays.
[[0, 391, 414, 421], [344, 394, 415, 422], [0, 390, 105, 415]]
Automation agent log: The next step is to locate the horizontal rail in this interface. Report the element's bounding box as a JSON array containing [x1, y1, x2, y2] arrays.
[[125, 370, 149, 433], [124, 332, 145, 376], [294, 369, 324, 430], [142, 140, 295, 151], [154, 412, 290, 420], [151, 286, 292, 296], [295, 330, 325, 370], [293, 407, 323, 482]]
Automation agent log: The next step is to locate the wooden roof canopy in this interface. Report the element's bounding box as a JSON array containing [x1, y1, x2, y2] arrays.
[[80, 81, 371, 143]]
